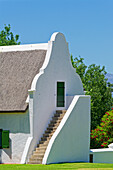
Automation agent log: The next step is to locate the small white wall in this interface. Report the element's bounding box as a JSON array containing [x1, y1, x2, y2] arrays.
[[27, 33, 85, 162], [90, 148, 113, 164], [43, 95, 90, 164], [0, 111, 30, 163]]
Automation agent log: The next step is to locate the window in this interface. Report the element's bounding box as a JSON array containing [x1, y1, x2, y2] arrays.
[[57, 82, 65, 107], [0, 129, 9, 149]]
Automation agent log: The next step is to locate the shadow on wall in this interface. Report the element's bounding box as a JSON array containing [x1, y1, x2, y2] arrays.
[[0, 138, 12, 163], [3, 138, 12, 159], [0, 111, 30, 134]]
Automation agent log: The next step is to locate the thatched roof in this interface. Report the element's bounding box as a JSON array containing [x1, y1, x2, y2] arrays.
[[0, 50, 46, 112]]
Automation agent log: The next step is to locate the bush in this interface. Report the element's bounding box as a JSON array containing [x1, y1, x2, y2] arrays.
[[71, 56, 113, 129], [90, 109, 113, 149]]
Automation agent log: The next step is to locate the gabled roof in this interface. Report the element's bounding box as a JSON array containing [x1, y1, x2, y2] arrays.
[[0, 44, 47, 112]]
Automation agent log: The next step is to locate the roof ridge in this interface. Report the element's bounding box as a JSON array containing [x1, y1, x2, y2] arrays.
[[0, 43, 48, 52]]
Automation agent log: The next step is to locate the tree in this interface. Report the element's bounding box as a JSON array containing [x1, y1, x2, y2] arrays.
[[0, 24, 20, 46], [90, 110, 113, 149], [71, 55, 113, 129], [71, 55, 87, 85]]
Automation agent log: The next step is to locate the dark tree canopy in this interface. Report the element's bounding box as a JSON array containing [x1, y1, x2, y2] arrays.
[[71, 55, 113, 129], [0, 24, 20, 46]]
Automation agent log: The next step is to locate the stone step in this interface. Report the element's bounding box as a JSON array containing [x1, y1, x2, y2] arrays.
[[48, 122, 60, 128], [30, 154, 43, 159], [41, 135, 52, 141], [33, 149, 46, 155], [28, 110, 66, 164], [52, 116, 60, 120], [37, 143, 48, 148], [31, 153, 44, 158], [38, 140, 49, 145], [47, 126, 57, 131], [53, 114, 61, 118], [52, 116, 63, 120], [29, 158, 42, 164], [35, 146, 46, 151], [43, 133, 53, 137], [34, 151, 44, 155], [56, 110, 66, 113], [53, 112, 65, 118], [50, 119, 61, 124], [37, 140, 49, 145], [45, 129, 55, 134]]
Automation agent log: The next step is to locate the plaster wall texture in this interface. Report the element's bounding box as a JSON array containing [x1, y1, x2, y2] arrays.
[[0, 111, 30, 163], [91, 149, 113, 163], [27, 33, 84, 161], [90, 147, 113, 164], [43, 95, 90, 164]]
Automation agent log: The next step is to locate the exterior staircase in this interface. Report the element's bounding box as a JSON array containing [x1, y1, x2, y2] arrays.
[[28, 110, 66, 164]]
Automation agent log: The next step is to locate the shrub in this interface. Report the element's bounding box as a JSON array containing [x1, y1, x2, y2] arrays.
[[90, 109, 113, 149]]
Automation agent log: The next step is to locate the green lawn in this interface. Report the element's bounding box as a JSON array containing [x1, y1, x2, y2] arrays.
[[0, 163, 113, 170]]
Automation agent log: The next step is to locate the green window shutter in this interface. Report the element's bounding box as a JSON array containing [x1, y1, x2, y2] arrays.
[[2, 130, 9, 148], [0, 129, 2, 149], [57, 82, 65, 107]]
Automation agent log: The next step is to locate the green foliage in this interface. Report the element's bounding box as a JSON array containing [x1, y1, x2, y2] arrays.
[[71, 55, 87, 86], [0, 24, 20, 46], [91, 110, 113, 148], [71, 55, 113, 129]]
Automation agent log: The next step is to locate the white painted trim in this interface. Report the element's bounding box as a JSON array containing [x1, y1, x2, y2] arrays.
[[30, 41, 53, 90], [21, 90, 34, 164], [26, 96, 29, 104], [0, 43, 48, 52], [108, 143, 113, 149], [20, 137, 33, 164], [90, 148, 113, 153], [31, 33, 61, 91], [31, 72, 44, 91], [50, 32, 59, 41], [22, 32, 62, 163], [50, 32, 66, 42], [42, 95, 83, 164]]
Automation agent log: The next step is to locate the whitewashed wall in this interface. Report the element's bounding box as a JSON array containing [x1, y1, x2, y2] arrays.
[[0, 32, 88, 164], [43, 95, 90, 164], [0, 111, 30, 163], [26, 33, 85, 162], [90, 148, 113, 164]]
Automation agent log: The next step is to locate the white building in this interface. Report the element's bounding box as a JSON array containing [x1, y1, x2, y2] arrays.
[[0, 32, 90, 164]]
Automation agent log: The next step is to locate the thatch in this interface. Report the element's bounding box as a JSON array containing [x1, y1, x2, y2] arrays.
[[0, 50, 46, 112]]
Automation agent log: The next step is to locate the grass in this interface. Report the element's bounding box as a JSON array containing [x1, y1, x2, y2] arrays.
[[0, 163, 113, 170]]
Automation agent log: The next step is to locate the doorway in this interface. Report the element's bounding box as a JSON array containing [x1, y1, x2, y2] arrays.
[[57, 82, 65, 107]]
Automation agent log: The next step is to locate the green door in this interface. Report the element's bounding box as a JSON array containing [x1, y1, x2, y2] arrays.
[[0, 129, 2, 149], [2, 130, 9, 148], [57, 82, 65, 107]]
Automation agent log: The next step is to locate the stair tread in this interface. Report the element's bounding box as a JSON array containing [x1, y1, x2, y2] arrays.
[[34, 150, 46, 154], [36, 146, 46, 150], [30, 155, 43, 160], [28, 110, 66, 164]]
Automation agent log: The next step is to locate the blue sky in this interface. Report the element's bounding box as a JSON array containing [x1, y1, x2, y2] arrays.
[[1, 0, 113, 73]]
